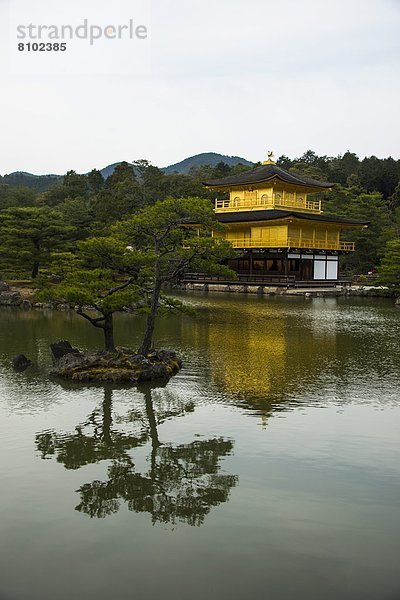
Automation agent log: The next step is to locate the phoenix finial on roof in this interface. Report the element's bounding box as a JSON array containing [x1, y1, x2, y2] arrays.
[[263, 151, 275, 165]]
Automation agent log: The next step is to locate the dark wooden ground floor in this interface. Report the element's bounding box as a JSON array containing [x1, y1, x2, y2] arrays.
[[182, 249, 352, 287], [225, 250, 341, 282]]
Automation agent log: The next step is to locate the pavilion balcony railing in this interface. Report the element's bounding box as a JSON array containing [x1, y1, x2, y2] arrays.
[[215, 197, 322, 213], [227, 237, 355, 251], [339, 241, 356, 251]]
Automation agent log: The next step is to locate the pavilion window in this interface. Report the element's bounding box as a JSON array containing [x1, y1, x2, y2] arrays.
[[267, 259, 282, 272], [253, 259, 266, 271], [244, 191, 257, 203]]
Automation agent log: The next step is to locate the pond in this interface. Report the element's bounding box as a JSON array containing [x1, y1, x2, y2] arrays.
[[0, 294, 399, 600]]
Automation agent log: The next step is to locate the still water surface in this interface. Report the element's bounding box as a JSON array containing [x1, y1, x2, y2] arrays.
[[0, 294, 399, 600]]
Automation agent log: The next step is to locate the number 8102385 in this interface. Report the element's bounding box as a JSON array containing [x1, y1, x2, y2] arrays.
[[18, 43, 67, 51]]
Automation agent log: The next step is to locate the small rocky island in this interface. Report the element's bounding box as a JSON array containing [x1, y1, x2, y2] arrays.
[[50, 341, 182, 384]]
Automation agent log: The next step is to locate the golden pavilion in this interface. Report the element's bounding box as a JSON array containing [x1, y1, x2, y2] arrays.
[[203, 154, 367, 283]]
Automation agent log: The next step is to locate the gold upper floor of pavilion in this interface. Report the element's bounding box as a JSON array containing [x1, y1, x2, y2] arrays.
[[214, 190, 322, 213], [198, 156, 370, 254], [204, 159, 332, 215]]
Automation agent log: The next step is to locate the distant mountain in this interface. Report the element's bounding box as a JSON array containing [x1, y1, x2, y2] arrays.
[[99, 153, 253, 177], [98, 162, 134, 179], [0, 171, 61, 192], [162, 153, 253, 174], [1, 153, 253, 190]]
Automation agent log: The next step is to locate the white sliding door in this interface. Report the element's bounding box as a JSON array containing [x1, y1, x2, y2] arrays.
[[326, 259, 338, 280], [313, 260, 326, 280]]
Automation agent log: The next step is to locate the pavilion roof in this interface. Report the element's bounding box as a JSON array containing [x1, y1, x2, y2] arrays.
[[215, 210, 368, 227], [204, 163, 334, 189]]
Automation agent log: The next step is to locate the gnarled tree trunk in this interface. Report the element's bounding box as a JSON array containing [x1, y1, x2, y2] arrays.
[[76, 309, 116, 352], [138, 271, 162, 356], [103, 313, 115, 352]]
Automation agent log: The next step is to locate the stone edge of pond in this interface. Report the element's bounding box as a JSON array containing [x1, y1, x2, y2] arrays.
[[177, 282, 400, 299], [0, 281, 130, 312], [1, 280, 399, 307]]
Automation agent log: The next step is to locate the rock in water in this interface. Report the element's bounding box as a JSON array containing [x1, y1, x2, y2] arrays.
[[0, 289, 22, 306], [0, 281, 10, 292], [50, 347, 182, 384], [12, 355, 32, 372], [50, 340, 81, 362]]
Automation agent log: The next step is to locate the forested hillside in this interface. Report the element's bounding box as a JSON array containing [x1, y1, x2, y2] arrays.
[[162, 152, 253, 174], [0, 152, 399, 281]]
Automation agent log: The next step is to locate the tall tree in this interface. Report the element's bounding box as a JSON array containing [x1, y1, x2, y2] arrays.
[[117, 197, 235, 355], [321, 186, 394, 273], [59, 196, 95, 241], [378, 238, 400, 286], [63, 170, 89, 198], [133, 160, 165, 205], [359, 156, 400, 199], [41, 236, 143, 350], [94, 162, 142, 224], [0, 206, 72, 278], [388, 182, 400, 213], [88, 169, 105, 194]]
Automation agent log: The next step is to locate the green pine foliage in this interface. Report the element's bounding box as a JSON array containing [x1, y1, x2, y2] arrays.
[[40, 198, 235, 352], [0, 206, 73, 279], [116, 196, 235, 353], [1, 151, 400, 282], [378, 238, 400, 286], [40, 235, 145, 351]]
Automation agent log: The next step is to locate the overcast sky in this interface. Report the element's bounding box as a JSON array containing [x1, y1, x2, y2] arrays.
[[0, 0, 399, 175]]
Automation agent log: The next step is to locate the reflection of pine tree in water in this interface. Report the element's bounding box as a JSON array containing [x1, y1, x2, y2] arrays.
[[36, 388, 147, 469], [36, 386, 237, 527], [77, 438, 237, 526]]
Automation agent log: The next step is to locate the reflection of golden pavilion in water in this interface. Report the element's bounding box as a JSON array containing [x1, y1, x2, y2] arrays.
[[181, 298, 339, 422], [209, 308, 286, 399]]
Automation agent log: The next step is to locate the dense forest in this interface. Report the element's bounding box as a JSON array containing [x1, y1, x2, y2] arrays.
[[276, 151, 400, 275], [0, 151, 399, 281]]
